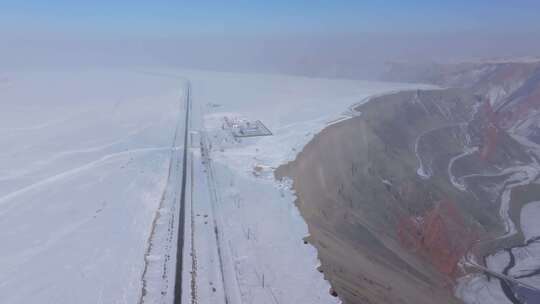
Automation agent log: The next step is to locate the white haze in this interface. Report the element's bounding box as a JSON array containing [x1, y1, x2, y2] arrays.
[[2, 31, 540, 79]]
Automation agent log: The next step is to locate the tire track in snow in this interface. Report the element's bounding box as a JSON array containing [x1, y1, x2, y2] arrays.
[[1, 124, 155, 182], [0, 146, 176, 207]]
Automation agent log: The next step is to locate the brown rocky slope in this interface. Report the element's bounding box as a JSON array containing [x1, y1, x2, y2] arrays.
[[277, 61, 540, 304]]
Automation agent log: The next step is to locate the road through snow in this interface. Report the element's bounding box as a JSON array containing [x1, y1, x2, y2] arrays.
[[138, 80, 192, 304], [174, 83, 192, 303], [1, 68, 428, 304]]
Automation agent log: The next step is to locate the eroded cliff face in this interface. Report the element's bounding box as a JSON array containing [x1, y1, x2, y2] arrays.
[[277, 61, 540, 304]]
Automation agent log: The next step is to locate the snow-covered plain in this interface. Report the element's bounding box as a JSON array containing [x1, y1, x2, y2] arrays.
[[1, 67, 427, 304], [0, 69, 186, 304]]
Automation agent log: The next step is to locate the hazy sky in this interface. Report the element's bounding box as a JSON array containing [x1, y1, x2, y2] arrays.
[[2, 0, 540, 36], [2, 1, 540, 78]]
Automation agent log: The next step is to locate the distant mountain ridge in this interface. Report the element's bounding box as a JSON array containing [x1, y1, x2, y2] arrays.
[[383, 60, 540, 141]]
